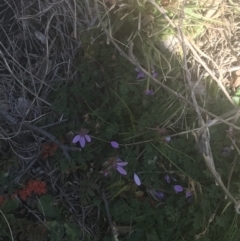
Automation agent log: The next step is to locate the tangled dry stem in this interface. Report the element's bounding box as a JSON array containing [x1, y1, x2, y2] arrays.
[[178, 1, 240, 213], [0, 0, 101, 239], [0, 0, 85, 162]]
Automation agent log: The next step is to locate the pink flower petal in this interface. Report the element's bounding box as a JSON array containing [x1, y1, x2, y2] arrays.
[[165, 174, 170, 183], [136, 71, 145, 79], [174, 185, 183, 193], [165, 136, 171, 142], [100, 170, 109, 177], [116, 166, 127, 175], [186, 190, 192, 198], [134, 173, 141, 186], [145, 90, 154, 95], [156, 192, 165, 199], [85, 134, 91, 142], [72, 135, 80, 143], [110, 141, 119, 148], [79, 136, 85, 148]]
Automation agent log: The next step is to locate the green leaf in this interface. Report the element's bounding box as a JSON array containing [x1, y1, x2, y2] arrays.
[[1, 198, 19, 213], [232, 96, 240, 105], [235, 87, 240, 96], [64, 223, 82, 241], [38, 195, 61, 218], [111, 185, 131, 200], [143, 100, 150, 108], [112, 19, 124, 36], [48, 221, 65, 241]]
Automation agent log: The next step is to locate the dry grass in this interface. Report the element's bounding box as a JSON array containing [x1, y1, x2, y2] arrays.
[[0, 0, 101, 238], [0, 0, 83, 160]]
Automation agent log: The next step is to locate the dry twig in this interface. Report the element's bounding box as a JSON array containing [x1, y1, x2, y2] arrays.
[[177, 0, 240, 213], [0, 109, 81, 161]]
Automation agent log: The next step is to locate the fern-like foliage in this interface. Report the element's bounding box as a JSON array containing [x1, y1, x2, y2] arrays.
[[79, 179, 99, 206]]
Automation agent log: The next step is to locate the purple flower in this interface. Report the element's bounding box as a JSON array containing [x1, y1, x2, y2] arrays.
[[135, 67, 158, 80], [100, 169, 109, 177], [134, 173, 141, 186], [164, 174, 177, 183], [186, 190, 193, 203], [72, 129, 91, 148], [174, 185, 183, 193], [114, 158, 128, 175], [110, 141, 119, 148], [135, 68, 145, 80], [185, 190, 192, 198], [101, 157, 128, 177], [156, 191, 165, 200], [145, 90, 154, 95], [165, 174, 171, 184], [152, 69, 158, 78], [165, 136, 171, 142]]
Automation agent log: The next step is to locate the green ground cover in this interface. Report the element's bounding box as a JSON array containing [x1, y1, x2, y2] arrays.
[[1, 0, 240, 240]]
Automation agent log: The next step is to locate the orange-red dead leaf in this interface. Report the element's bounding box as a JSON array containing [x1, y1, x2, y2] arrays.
[[41, 142, 58, 159]]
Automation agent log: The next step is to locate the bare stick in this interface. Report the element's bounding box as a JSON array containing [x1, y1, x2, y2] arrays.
[[102, 189, 119, 241]]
